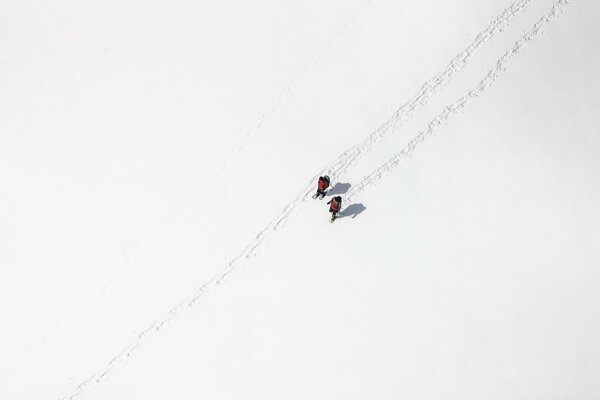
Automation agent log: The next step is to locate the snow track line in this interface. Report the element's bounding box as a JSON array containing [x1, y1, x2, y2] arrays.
[[62, 186, 316, 400], [62, 3, 375, 396], [61, 2, 533, 399], [345, 0, 575, 204], [226, 0, 373, 158], [323, 0, 532, 182]]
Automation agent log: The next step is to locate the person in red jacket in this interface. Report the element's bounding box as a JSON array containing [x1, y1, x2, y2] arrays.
[[327, 196, 342, 222], [313, 175, 330, 199]]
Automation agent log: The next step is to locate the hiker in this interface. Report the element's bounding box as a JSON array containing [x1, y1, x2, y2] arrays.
[[327, 195, 342, 222]]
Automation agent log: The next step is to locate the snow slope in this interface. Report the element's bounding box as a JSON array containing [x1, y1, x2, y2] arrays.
[[1, 0, 599, 399]]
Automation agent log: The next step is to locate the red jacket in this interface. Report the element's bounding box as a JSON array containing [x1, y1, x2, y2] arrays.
[[329, 198, 340, 212], [318, 178, 329, 191]]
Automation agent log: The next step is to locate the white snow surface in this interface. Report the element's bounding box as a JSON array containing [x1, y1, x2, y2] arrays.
[[1, 0, 600, 399]]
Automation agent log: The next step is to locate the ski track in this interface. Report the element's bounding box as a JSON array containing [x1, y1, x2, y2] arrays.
[[61, 1, 537, 399], [224, 0, 373, 161], [323, 0, 532, 182], [51, 0, 373, 338], [345, 0, 574, 204]]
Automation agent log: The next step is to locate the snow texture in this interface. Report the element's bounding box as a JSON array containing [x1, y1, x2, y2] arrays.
[[1, 0, 599, 399], [61, 3, 542, 397]]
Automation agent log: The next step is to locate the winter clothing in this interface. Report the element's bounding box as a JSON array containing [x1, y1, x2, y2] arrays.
[[327, 196, 342, 218], [316, 176, 330, 197], [318, 176, 330, 191]]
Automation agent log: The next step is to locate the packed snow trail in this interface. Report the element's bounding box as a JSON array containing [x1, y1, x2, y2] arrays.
[[42, 0, 374, 364], [345, 0, 575, 204], [323, 0, 532, 182], [61, 1, 533, 399]]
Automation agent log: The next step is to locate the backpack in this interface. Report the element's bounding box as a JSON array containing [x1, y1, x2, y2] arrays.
[[318, 176, 329, 190], [331, 196, 342, 211]]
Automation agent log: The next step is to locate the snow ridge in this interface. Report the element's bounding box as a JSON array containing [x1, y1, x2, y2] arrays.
[[324, 0, 532, 182], [61, 2, 533, 399], [345, 0, 575, 203]]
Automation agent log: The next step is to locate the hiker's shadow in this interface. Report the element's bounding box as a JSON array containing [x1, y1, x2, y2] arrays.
[[327, 182, 351, 196], [339, 203, 366, 219]]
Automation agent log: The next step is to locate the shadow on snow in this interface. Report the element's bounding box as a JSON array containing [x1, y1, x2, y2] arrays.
[[327, 182, 351, 196], [339, 203, 366, 219]]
